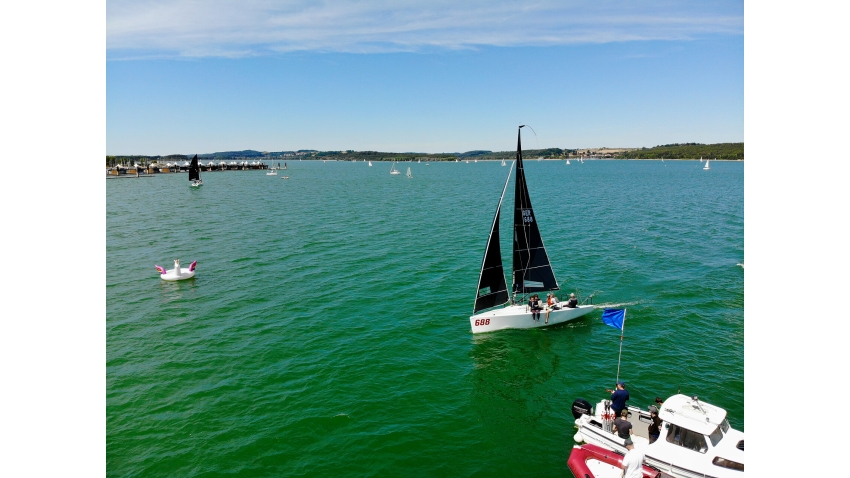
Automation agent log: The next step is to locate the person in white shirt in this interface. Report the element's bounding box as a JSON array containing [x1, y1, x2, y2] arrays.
[[621, 442, 646, 478]]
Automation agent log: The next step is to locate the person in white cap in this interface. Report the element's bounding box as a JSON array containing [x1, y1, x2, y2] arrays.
[[566, 292, 578, 308], [621, 441, 646, 478]]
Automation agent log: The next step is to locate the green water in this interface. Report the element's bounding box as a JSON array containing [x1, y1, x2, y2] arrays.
[[107, 159, 743, 476]]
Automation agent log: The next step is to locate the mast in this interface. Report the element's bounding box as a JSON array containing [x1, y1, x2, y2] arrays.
[[511, 126, 559, 298], [473, 162, 515, 314]]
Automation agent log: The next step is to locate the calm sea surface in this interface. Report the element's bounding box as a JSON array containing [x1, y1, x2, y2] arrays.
[[106, 159, 743, 477]]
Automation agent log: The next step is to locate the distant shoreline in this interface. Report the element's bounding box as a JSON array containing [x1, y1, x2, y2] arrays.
[[106, 142, 744, 166]]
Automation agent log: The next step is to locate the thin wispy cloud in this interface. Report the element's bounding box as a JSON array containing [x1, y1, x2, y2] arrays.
[[107, 0, 743, 58]]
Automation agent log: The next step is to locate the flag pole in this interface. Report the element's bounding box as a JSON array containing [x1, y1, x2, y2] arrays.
[[615, 310, 626, 383]]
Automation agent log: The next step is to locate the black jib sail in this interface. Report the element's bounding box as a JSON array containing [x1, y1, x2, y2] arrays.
[[473, 162, 515, 313], [189, 154, 200, 181], [512, 126, 558, 294]]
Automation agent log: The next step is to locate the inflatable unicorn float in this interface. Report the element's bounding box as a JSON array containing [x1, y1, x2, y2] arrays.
[[155, 259, 197, 281]]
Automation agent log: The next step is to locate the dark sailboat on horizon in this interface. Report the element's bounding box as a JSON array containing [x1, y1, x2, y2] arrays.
[[469, 126, 593, 333], [189, 154, 203, 187]]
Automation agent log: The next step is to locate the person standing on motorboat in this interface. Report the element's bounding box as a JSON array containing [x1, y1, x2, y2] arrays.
[[647, 405, 662, 443], [621, 442, 646, 478], [606, 381, 630, 418], [565, 293, 578, 308], [612, 409, 634, 445]]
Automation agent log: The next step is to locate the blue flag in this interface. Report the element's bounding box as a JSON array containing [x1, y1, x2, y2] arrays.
[[602, 308, 626, 331]]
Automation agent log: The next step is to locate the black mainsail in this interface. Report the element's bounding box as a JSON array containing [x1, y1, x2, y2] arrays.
[[189, 154, 201, 181], [473, 162, 514, 313], [512, 126, 558, 295]]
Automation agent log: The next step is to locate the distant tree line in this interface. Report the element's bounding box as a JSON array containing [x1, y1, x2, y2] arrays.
[[615, 143, 744, 160], [106, 147, 574, 165], [106, 143, 742, 166]]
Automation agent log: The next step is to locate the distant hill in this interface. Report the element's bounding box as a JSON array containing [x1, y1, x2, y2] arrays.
[[199, 150, 264, 159], [616, 143, 743, 160], [457, 150, 492, 158]]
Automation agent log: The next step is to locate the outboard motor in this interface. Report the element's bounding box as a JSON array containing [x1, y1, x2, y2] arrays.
[[572, 399, 593, 419]]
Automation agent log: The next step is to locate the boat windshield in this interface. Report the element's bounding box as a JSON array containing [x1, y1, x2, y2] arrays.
[[708, 426, 723, 447], [666, 424, 708, 453], [720, 418, 730, 433]]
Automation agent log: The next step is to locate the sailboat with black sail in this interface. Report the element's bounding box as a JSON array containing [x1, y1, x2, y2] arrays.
[[470, 126, 594, 333], [189, 154, 203, 187]]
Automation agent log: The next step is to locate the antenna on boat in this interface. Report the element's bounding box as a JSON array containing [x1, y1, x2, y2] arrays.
[[692, 396, 707, 415]]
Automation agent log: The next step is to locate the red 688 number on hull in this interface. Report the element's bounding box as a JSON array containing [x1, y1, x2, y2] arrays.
[[474, 319, 491, 326]]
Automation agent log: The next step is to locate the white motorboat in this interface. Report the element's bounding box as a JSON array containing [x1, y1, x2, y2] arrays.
[[469, 126, 594, 333], [188, 155, 203, 187], [156, 259, 196, 281], [572, 394, 744, 477], [390, 162, 401, 175], [266, 169, 277, 176]]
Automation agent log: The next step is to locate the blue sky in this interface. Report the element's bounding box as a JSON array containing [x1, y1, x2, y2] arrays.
[[106, 1, 743, 155]]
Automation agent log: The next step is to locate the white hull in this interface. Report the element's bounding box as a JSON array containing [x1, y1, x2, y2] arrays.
[[575, 397, 745, 478], [470, 304, 593, 333], [160, 269, 195, 281]]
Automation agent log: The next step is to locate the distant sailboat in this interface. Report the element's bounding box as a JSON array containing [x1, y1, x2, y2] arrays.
[[189, 155, 203, 187], [390, 162, 401, 175], [566, 159, 570, 165], [369, 161, 373, 166], [703, 159, 710, 170], [501, 159, 506, 166], [406, 167, 412, 178]]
